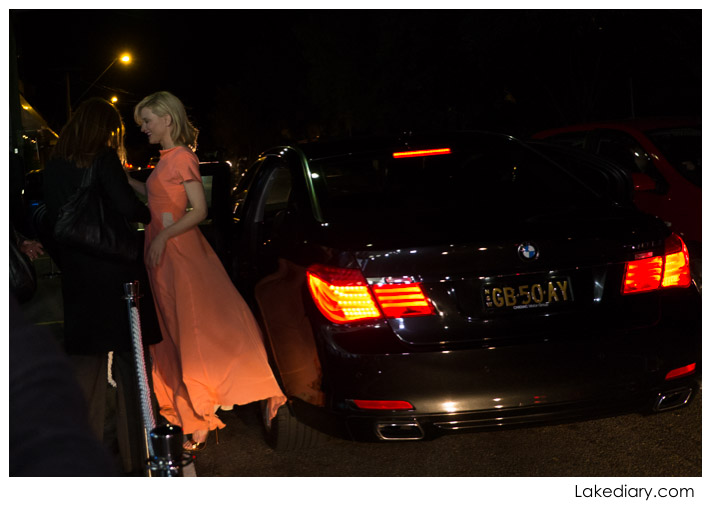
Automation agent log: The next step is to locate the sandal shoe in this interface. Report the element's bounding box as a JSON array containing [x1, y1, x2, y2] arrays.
[[183, 427, 218, 452], [183, 439, 207, 452]]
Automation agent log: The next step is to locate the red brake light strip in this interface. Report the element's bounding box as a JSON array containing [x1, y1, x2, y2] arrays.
[[352, 400, 414, 410], [665, 363, 696, 380], [393, 148, 451, 159]]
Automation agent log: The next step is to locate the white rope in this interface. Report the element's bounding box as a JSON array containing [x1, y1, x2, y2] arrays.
[[125, 289, 157, 461], [107, 351, 117, 388], [129, 305, 157, 433]]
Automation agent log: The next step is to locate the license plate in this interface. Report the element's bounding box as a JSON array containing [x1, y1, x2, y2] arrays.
[[483, 277, 573, 311]]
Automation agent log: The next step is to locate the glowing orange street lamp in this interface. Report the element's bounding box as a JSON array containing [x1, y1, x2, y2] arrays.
[[70, 52, 132, 114]]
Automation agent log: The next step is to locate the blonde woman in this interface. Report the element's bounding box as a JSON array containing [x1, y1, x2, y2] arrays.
[[130, 91, 285, 451]]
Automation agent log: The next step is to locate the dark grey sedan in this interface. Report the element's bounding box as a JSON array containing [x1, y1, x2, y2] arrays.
[[228, 132, 701, 450]]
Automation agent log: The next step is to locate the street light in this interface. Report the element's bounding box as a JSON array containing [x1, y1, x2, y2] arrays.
[[68, 52, 132, 115]]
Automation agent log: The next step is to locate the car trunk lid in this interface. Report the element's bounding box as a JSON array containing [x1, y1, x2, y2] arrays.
[[349, 207, 665, 347]]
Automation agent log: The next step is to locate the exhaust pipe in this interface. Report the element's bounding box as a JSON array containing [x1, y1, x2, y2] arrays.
[[375, 420, 424, 441], [653, 387, 693, 412]]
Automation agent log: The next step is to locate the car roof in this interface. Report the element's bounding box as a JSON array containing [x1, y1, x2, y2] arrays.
[[533, 116, 701, 139], [276, 131, 519, 161]]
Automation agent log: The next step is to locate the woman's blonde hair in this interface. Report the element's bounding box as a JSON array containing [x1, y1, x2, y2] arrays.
[[52, 97, 127, 167], [134, 91, 198, 151]]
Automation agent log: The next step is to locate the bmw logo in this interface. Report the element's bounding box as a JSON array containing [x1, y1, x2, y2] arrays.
[[518, 242, 539, 261]]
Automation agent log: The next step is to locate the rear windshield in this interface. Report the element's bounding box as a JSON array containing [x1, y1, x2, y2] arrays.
[[645, 127, 701, 187], [308, 137, 601, 223]]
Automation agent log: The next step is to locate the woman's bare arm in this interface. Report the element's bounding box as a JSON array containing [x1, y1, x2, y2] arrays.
[[126, 174, 147, 196], [146, 180, 208, 267]]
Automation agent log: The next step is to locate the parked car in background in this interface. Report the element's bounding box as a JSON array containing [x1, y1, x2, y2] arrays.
[[229, 132, 701, 450], [532, 118, 701, 289]]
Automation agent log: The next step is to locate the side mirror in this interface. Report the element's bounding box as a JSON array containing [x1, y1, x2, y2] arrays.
[[632, 173, 657, 192]]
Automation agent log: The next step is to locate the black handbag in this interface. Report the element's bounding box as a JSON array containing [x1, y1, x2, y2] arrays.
[[53, 162, 139, 262], [10, 238, 37, 304]]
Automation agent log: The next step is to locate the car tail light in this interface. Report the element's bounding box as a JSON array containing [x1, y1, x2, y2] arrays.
[[372, 284, 435, 318], [392, 148, 451, 159], [306, 265, 435, 323], [352, 400, 414, 410], [622, 256, 663, 294], [622, 233, 691, 294], [665, 363, 696, 380], [307, 265, 381, 323], [661, 233, 691, 288]]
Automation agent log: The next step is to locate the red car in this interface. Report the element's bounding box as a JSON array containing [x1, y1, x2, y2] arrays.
[[533, 118, 701, 287]]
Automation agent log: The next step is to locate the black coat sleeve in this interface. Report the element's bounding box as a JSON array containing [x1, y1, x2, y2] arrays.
[[97, 150, 151, 224]]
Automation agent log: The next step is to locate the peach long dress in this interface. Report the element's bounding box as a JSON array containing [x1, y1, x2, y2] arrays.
[[145, 146, 284, 434]]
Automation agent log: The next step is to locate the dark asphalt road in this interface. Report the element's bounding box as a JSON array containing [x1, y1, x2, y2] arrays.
[[193, 389, 701, 477]]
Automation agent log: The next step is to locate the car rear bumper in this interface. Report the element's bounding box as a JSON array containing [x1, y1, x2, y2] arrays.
[[294, 314, 701, 441], [291, 376, 698, 442], [350, 380, 697, 441]]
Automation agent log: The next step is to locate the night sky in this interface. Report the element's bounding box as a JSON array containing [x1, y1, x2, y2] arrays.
[[10, 8, 702, 166]]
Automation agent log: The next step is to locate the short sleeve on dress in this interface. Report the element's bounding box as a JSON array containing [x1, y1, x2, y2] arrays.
[[172, 148, 201, 184]]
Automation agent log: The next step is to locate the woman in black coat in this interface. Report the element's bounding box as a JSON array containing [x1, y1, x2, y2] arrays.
[[43, 98, 161, 475]]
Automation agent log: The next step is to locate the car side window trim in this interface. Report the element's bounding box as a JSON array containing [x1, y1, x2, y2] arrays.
[[293, 147, 324, 223]]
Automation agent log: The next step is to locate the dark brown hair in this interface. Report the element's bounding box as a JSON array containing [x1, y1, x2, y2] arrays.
[[52, 97, 126, 168]]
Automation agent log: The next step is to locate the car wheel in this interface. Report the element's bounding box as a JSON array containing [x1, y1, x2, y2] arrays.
[[261, 400, 328, 451]]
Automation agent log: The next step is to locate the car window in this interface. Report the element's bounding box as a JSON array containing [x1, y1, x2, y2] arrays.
[[539, 131, 588, 150], [264, 167, 292, 216], [233, 158, 266, 219], [308, 138, 600, 223], [253, 166, 292, 223], [595, 129, 668, 193], [645, 127, 701, 187], [529, 142, 634, 206]]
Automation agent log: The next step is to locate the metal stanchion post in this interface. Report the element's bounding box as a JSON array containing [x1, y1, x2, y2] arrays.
[[124, 281, 194, 477], [124, 281, 155, 474], [147, 425, 195, 477]]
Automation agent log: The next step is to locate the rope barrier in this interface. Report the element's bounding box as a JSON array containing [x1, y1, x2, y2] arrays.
[[106, 351, 117, 388], [124, 281, 191, 477], [124, 282, 156, 469]]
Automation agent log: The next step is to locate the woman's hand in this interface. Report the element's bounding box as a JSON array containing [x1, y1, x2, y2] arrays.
[[147, 230, 169, 268], [126, 173, 147, 196], [20, 240, 44, 261], [20, 239, 44, 260]]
